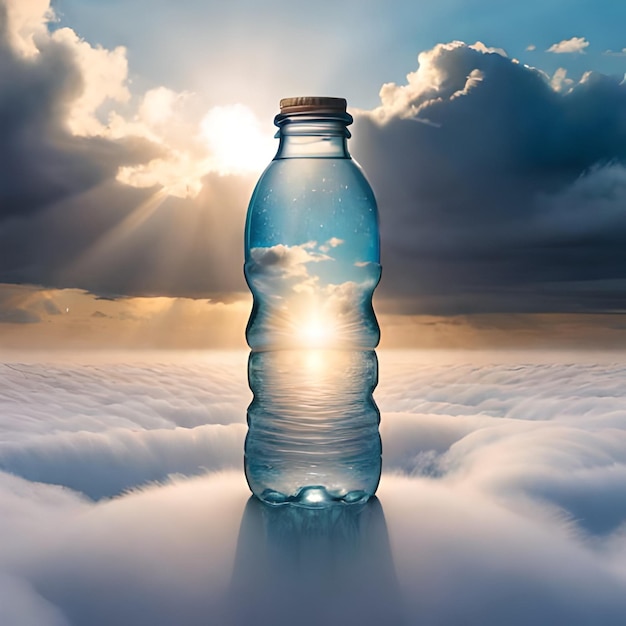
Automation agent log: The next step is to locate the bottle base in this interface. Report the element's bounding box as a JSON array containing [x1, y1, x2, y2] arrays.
[[257, 485, 370, 508]]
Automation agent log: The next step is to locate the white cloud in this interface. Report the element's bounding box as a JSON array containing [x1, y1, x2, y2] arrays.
[[250, 242, 329, 277], [116, 99, 274, 196], [50, 27, 131, 136], [138, 87, 185, 128], [1, 352, 626, 624], [526, 44, 536, 51], [246, 240, 380, 348], [371, 41, 507, 123], [319, 237, 344, 253], [0, 0, 273, 200], [247, 242, 332, 300], [550, 67, 574, 92], [547, 36, 590, 54], [115, 152, 209, 198], [469, 41, 508, 57], [3, 0, 53, 58], [603, 48, 626, 57]]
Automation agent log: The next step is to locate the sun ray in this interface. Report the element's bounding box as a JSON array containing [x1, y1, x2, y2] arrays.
[[64, 188, 170, 286]]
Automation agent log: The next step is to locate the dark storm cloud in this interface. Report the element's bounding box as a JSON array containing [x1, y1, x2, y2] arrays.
[[0, 173, 251, 298], [352, 41, 626, 314], [4, 25, 626, 311], [0, 5, 157, 221], [0, 2, 251, 299]]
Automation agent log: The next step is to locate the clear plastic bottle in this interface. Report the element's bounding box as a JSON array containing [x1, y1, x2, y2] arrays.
[[244, 97, 381, 506]]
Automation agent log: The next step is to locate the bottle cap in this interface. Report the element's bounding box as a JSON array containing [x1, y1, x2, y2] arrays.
[[279, 97, 347, 114]]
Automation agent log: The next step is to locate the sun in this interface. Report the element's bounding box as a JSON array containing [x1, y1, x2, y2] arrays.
[[200, 104, 275, 176], [116, 103, 275, 199], [298, 314, 337, 348]]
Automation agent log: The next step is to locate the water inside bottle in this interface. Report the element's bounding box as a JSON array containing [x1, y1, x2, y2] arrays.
[[245, 348, 381, 506], [244, 152, 381, 506]]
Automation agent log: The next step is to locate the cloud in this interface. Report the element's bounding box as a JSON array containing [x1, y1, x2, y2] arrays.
[[550, 66, 574, 92], [352, 41, 626, 315], [0, 284, 252, 350], [246, 240, 380, 348], [49, 27, 131, 136], [547, 36, 590, 54], [0, 172, 253, 298], [603, 48, 626, 57], [0, 285, 46, 323], [0, 3, 158, 222], [0, 0, 268, 301], [526, 44, 536, 51], [0, 571, 70, 626], [0, 423, 245, 500], [249, 242, 330, 279], [3, 0, 52, 57], [319, 237, 344, 253], [2, 352, 626, 624], [0, 308, 40, 324], [604, 48, 626, 57], [0, 14, 625, 320]]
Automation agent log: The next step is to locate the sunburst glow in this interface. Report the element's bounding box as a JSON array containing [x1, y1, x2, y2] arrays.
[[200, 104, 275, 175], [298, 315, 337, 348]]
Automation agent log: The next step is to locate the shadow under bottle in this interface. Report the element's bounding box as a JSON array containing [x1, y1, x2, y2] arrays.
[[226, 496, 405, 626]]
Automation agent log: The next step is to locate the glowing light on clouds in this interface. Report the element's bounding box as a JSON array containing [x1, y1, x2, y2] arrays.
[[247, 238, 377, 350], [0, 0, 275, 200], [117, 102, 274, 197], [51, 27, 131, 137], [3, 0, 52, 57]]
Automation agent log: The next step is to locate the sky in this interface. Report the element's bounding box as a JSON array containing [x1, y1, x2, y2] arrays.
[[1, 0, 626, 349], [2, 351, 626, 625], [4, 4, 626, 623]]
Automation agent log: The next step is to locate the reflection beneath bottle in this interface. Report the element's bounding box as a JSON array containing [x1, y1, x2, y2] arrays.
[[226, 497, 406, 626]]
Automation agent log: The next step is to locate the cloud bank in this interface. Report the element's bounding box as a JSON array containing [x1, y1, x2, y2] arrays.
[[1, 352, 626, 624], [0, 0, 259, 299], [1, 5, 625, 322], [353, 41, 626, 315]]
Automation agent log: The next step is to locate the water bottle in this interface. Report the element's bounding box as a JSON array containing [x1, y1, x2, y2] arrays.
[[244, 96, 381, 506]]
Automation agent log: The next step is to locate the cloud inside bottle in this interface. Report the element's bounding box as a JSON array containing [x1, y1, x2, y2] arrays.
[[246, 240, 380, 347]]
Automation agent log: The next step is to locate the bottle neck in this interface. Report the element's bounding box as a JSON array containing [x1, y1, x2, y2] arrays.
[[273, 113, 353, 159]]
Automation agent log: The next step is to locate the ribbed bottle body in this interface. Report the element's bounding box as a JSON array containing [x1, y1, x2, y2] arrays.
[[244, 145, 381, 506]]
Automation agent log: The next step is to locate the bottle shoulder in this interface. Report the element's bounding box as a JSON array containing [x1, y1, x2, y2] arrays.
[[250, 157, 376, 205]]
